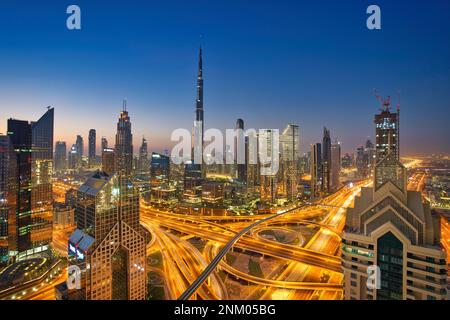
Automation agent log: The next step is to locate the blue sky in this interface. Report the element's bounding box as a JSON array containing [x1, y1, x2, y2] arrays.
[[0, 0, 449, 155]]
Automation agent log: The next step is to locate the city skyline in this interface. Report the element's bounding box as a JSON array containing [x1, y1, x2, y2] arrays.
[[0, 1, 449, 304], [0, 1, 449, 156]]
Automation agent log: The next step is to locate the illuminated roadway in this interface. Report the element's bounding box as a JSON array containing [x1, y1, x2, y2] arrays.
[[175, 181, 370, 300]]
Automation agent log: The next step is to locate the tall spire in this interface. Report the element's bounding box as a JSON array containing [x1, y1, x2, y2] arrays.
[[195, 46, 204, 121]]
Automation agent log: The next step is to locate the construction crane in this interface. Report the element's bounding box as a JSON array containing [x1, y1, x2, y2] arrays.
[[373, 89, 391, 111]]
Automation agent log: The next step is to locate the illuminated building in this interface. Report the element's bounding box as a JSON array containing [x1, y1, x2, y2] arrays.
[[279, 124, 300, 201], [102, 148, 116, 174], [0, 135, 10, 264], [88, 129, 96, 166], [365, 138, 376, 171], [68, 171, 147, 300], [375, 102, 399, 161], [138, 137, 149, 175], [260, 129, 278, 205], [6, 108, 54, 261], [151, 152, 170, 184], [235, 119, 246, 183], [245, 131, 259, 194], [192, 46, 204, 174], [310, 143, 322, 198], [53, 203, 75, 230], [184, 47, 205, 198], [356, 145, 369, 179], [68, 144, 78, 170], [342, 110, 447, 301], [75, 135, 84, 168], [202, 181, 225, 206], [101, 136, 108, 151], [183, 161, 203, 203], [331, 141, 341, 191], [54, 141, 67, 173], [322, 127, 331, 193], [342, 153, 353, 168], [115, 102, 134, 177]]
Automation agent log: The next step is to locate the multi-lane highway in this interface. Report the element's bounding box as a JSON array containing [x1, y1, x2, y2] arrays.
[[140, 180, 370, 300]]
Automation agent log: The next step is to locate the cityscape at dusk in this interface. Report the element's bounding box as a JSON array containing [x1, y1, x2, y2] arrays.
[[0, 0, 449, 312]]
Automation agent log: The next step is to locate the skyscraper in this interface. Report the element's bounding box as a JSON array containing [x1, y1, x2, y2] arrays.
[[6, 108, 54, 261], [310, 143, 322, 198], [260, 129, 278, 205], [102, 148, 115, 175], [75, 135, 84, 169], [88, 129, 96, 166], [245, 131, 259, 194], [322, 127, 331, 193], [280, 124, 300, 201], [184, 47, 205, 199], [193, 46, 204, 160], [138, 137, 149, 175], [68, 144, 78, 170], [342, 107, 446, 300], [235, 119, 246, 183], [68, 171, 146, 300], [0, 135, 11, 264], [151, 152, 170, 184], [191, 46, 205, 175], [330, 141, 341, 191], [115, 102, 133, 177], [55, 141, 67, 173], [374, 101, 399, 161], [101, 136, 108, 151], [356, 145, 369, 179]]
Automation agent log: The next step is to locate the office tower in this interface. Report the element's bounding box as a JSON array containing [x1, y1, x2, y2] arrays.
[[356, 145, 369, 179], [55, 141, 67, 173], [6, 108, 54, 261], [88, 129, 96, 166], [341, 153, 353, 168], [115, 102, 133, 177], [330, 141, 341, 191], [30, 107, 54, 257], [365, 138, 376, 176], [0, 135, 10, 264], [260, 129, 278, 205], [280, 124, 300, 201], [202, 181, 225, 206], [322, 127, 332, 193], [183, 161, 203, 203], [101, 136, 108, 151], [310, 143, 322, 198], [138, 137, 149, 175], [342, 109, 447, 301], [68, 171, 146, 300], [151, 152, 170, 184], [374, 101, 399, 161], [245, 131, 259, 194], [102, 148, 116, 175], [68, 144, 78, 170], [235, 119, 246, 182], [75, 135, 84, 165]]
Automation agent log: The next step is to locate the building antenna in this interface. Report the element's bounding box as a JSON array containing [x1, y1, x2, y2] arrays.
[[122, 99, 127, 112]]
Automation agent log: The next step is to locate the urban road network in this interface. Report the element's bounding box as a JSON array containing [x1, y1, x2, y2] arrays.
[[12, 158, 427, 300]]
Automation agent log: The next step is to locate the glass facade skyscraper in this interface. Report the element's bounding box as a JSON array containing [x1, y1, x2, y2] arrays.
[[6, 108, 54, 261], [54, 141, 67, 173], [88, 129, 96, 166]]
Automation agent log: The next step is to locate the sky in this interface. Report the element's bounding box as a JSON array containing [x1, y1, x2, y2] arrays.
[[0, 0, 449, 156]]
